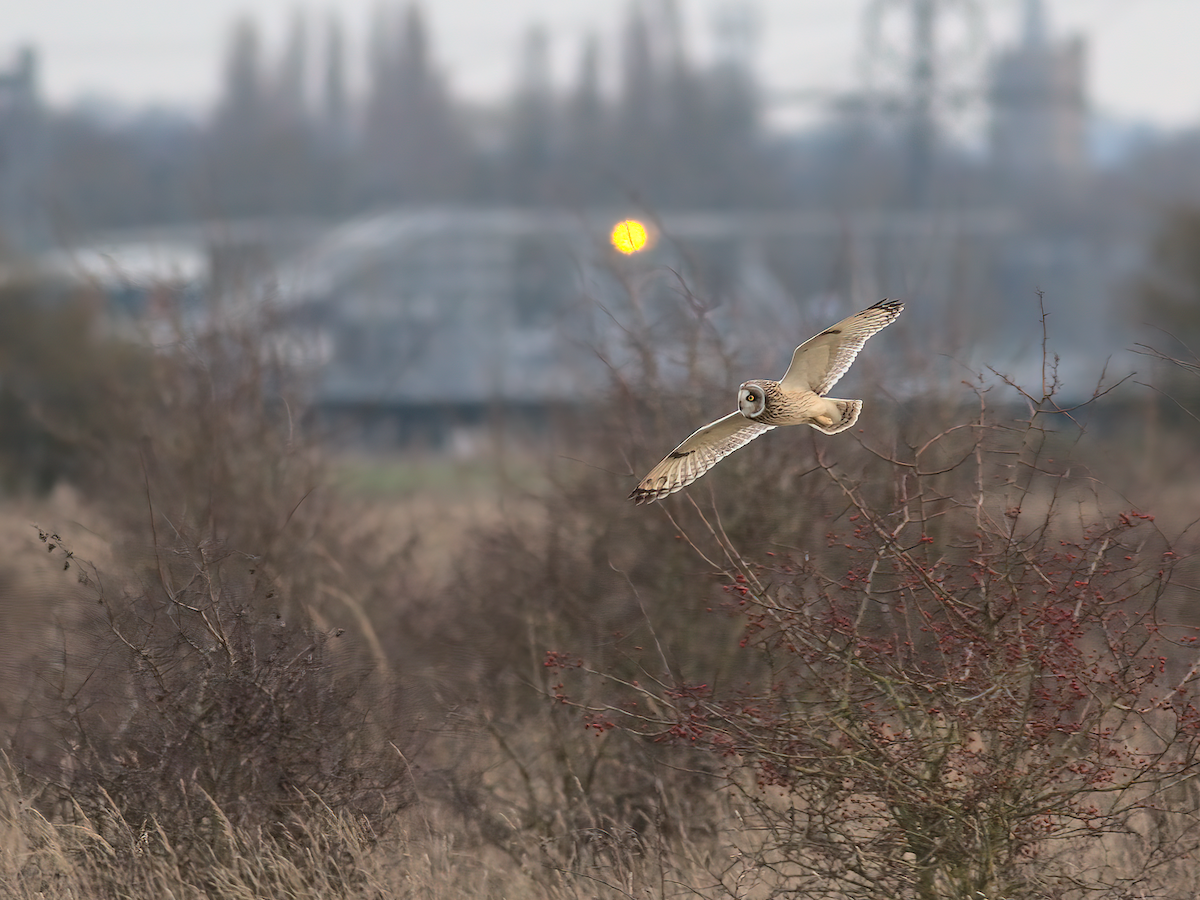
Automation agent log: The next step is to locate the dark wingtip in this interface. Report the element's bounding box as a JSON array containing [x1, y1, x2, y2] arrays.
[[628, 487, 661, 505]]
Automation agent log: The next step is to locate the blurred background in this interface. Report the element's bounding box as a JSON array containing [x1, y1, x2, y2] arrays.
[[2, 0, 1199, 440]]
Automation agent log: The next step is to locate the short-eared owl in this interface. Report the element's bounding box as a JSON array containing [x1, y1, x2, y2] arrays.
[[630, 298, 904, 505]]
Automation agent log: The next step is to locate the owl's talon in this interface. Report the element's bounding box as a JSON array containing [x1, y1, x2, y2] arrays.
[[815, 414, 834, 427]]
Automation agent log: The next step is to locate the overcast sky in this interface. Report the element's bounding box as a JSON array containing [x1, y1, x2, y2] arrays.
[[4, 0, 1199, 129]]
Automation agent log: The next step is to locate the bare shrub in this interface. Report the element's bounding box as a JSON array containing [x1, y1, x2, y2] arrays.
[[79, 307, 331, 615], [24, 531, 410, 840], [4, 300, 421, 893], [551, 337, 1200, 898]]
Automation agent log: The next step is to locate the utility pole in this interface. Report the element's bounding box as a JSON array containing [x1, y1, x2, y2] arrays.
[[863, 0, 984, 207], [906, 0, 937, 206]]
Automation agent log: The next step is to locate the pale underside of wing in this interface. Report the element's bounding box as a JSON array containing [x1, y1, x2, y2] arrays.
[[630, 412, 775, 504], [779, 298, 904, 396]]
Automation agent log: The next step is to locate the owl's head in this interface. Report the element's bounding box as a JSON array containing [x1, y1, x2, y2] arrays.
[[738, 381, 769, 419]]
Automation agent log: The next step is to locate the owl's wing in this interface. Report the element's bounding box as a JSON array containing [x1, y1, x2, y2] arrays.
[[630, 411, 775, 505], [779, 298, 904, 396]]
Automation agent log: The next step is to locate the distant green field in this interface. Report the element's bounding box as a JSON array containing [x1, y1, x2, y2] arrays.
[[330, 452, 541, 498]]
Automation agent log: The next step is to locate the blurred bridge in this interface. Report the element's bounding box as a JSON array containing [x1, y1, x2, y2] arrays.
[[34, 205, 1139, 448]]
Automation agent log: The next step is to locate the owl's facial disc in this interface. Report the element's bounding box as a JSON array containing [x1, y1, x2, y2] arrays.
[[739, 383, 767, 418]]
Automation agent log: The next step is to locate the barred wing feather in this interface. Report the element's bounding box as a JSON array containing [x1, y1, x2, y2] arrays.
[[779, 298, 904, 396], [629, 412, 774, 505]]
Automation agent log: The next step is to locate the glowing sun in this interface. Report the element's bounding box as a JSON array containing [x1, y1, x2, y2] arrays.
[[610, 219, 650, 254]]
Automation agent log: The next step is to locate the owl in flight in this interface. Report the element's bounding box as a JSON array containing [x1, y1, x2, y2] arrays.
[[629, 298, 904, 505]]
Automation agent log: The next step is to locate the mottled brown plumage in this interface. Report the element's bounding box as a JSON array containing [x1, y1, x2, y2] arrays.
[[630, 298, 903, 505]]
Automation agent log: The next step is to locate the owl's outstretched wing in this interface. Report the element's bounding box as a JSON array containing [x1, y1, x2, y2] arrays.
[[630, 412, 774, 505], [779, 298, 904, 396]]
